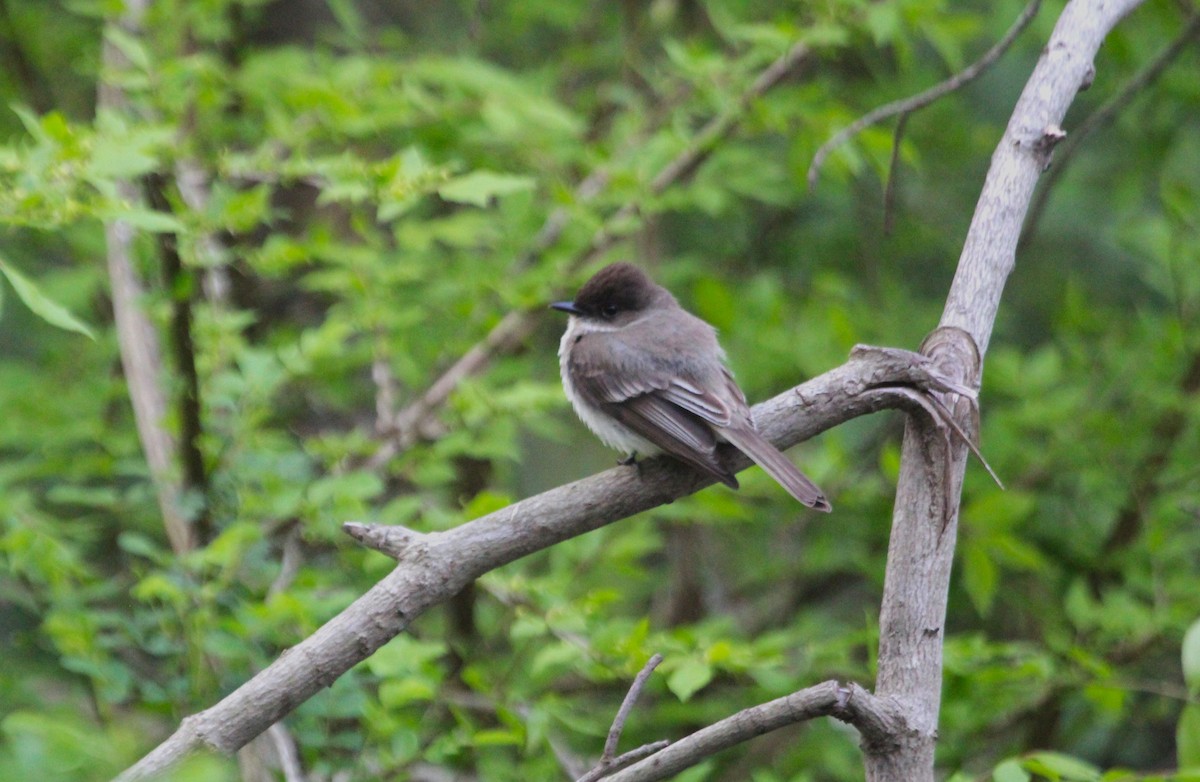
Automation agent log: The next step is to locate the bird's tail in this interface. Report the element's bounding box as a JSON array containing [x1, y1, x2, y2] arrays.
[[722, 426, 831, 512]]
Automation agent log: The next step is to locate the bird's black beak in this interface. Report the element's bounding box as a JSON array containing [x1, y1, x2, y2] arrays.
[[550, 301, 583, 315]]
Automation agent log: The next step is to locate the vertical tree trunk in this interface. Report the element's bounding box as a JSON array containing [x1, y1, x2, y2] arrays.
[[864, 1, 1145, 778], [99, 0, 195, 555]]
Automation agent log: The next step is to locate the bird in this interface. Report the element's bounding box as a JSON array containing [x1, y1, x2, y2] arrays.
[[550, 263, 831, 512]]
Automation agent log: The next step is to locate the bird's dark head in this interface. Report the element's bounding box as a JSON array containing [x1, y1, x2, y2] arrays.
[[550, 263, 674, 324]]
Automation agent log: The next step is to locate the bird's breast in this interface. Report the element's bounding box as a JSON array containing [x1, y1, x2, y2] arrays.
[[558, 322, 659, 455]]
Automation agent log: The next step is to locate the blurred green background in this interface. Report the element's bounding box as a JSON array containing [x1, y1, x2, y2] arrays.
[[0, 1, 1198, 780]]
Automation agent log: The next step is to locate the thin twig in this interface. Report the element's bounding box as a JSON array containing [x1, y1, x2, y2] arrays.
[[603, 682, 905, 782], [882, 111, 910, 236], [575, 652, 668, 781], [267, 524, 304, 598], [371, 41, 813, 466], [1021, 10, 1200, 247], [808, 0, 1043, 190], [603, 654, 664, 760], [576, 741, 670, 782], [267, 723, 307, 782]]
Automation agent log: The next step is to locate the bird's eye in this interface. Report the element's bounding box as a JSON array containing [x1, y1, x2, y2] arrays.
[[601, 304, 619, 318]]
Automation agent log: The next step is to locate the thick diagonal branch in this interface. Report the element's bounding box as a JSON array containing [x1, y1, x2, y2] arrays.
[[113, 345, 959, 781]]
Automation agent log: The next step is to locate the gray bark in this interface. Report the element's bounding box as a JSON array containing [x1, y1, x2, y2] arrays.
[[113, 347, 958, 781], [866, 1, 1145, 780]]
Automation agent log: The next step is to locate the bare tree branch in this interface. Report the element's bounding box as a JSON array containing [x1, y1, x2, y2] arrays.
[[578, 741, 670, 782], [867, 2, 1147, 780], [603, 681, 904, 782], [112, 345, 963, 781], [237, 723, 307, 782], [940, 0, 1144, 354], [603, 654, 663, 761], [575, 654, 667, 782], [268, 723, 307, 782], [807, 0, 1043, 191], [99, 0, 195, 555]]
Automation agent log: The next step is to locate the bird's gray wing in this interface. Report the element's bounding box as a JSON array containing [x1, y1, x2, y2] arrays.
[[568, 333, 738, 487]]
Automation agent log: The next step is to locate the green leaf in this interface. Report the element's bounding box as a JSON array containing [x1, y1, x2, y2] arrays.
[[472, 728, 523, 747], [1183, 617, 1200, 693], [962, 541, 998, 616], [530, 641, 581, 679], [438, 170, 535, 207], [103, 25, 152, 71], [0, 259, 95, 339], [1180, 703, 1200, 769], [667, 658, 713, 702], [692, 276, 735, 331], [88, 135, 163, 180], [378, 678, 436, 708], [105, 207, 186, 233], [994, 758, 1031, 782], [863, 3, 902, 46], [11, 104, 45, 141], [1022, 751, 1101, 781]]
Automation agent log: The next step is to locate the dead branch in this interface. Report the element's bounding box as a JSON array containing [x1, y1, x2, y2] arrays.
[[575, 654, 667, 782], [807, 0, 1043, 191], [867, 2, 1147, 780], [112, 344, 964, 781], [603, 682, 904, 782]]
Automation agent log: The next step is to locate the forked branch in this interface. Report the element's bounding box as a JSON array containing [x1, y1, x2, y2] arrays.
[[605, 682, 903, 782], [114, 345, 970, 781], [807, 0, 1043, 190]]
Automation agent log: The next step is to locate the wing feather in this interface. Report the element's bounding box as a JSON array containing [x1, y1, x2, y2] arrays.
[[566, 324, 829, 509], [569, 331, 737, 487]]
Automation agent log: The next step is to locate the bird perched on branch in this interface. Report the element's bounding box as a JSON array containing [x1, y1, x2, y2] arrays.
[[551, 263, 831, 512]]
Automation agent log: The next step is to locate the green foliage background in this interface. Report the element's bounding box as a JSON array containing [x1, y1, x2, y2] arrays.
[[0, 1, 1198, 780]]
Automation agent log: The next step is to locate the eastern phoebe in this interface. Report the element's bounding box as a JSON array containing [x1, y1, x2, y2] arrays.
[[551, 263, 831, 512]]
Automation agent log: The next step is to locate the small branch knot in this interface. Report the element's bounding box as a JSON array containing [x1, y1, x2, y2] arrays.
[[1080, 62, 1096, 91]]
